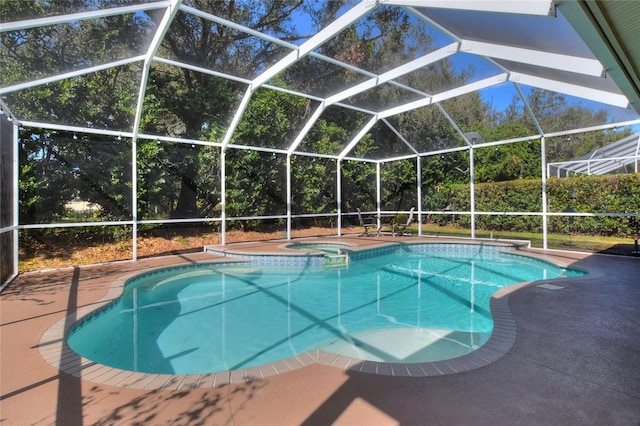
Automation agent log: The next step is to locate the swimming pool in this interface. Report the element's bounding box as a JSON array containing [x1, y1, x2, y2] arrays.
[[67, 243, 585, 375]]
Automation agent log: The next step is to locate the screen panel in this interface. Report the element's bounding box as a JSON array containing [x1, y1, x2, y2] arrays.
[[381, 159, 417, 211], [1, 113, 14, 228], [137, 222, 220, 258], [19, 226, 133, 272], [341, 159, 376, 212], [19, 129, 132, 224], [225, 149, 287, 218], [291, 155, 337, 215], [0, 226, 13, 283], [5, 65, 142, 132], [138, 140, 221, 220]]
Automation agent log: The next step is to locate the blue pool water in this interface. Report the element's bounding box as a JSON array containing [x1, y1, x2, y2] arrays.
[[67, 244, 585, 374]]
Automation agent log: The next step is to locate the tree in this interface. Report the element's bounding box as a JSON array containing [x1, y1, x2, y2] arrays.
[[226, 87, 313, 224], [473, 122, 541, 182], [136, 1, 352, 218]]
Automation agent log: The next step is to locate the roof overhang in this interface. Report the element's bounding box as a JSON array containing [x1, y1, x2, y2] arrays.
[[558, 0, 640, 114]]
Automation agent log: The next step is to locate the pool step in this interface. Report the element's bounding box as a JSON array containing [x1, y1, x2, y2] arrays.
[[325, 253, 349, 267]]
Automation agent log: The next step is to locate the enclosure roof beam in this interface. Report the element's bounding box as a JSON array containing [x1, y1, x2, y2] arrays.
[[20, 120, 134, 138], [288, 102, 326, 155], [460, 40, 604, 77], [384, 0, 555, 16], [325, 43, 458, 107], [252, 0, 376, 88], [0, 56, 145, 95], [262, 84, 326, 103], [376, 152, 419, 164], [130, 0, 182, 143], [0, 99, 18, 124], [432, 103, 474, 148], [510, 73, 630, 108], [432, 74, 508, 103], [514, 82, 545, 135], [0, 1, 170, 32], [338, 115, 378, 160], [152, 57, 252, 85], [417, 145, 470, 158], [221, 85, 254, 149], [379, 74, 507, 118], [179, 5, 297, 50], [381, 118, 420, 156], [470, 134, 542, 150], [543, 119, 640, 139]]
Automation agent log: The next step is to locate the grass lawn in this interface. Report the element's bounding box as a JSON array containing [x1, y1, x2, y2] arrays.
[[418, 224, 638, 256]]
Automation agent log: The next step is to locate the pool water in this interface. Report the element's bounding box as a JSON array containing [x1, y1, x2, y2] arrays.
[[67, 244, 584, 374]]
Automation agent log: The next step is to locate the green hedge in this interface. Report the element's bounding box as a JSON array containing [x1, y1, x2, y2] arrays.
[[430, 174, 640, 237]]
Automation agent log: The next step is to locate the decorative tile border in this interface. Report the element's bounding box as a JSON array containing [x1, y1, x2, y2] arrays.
[[204, 248, 327, 266], [39, 241, 555, 389], [348, 241, 516, 261]]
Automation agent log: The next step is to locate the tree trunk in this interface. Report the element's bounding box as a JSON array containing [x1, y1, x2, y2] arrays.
[[172, 173, 199, 218]]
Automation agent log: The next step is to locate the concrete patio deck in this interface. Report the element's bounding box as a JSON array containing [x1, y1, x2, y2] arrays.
[[2, 236, 640, 425]]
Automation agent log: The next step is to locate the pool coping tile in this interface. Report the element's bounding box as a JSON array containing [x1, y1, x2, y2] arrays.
[[243, 367, 263, 383], [390, 363, 411, 377], [229, 370, 247, 384]]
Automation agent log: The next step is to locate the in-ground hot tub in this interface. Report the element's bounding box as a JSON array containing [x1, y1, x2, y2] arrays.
[[285, 242, 352, 266], [285, 242, 352, 254]]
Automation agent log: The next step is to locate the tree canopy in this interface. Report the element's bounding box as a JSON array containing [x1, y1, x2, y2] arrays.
[[2, 0, 632, 227]]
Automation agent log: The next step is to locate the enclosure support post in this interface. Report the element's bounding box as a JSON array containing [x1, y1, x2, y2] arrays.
[[337, 159, 342, 236], [541, 136, 548, 249], [635, 134, 639, 173], [469, 147, 476, 239], [417, 156, 422, 236], [286, 155, 292, 240], [376, 162, 381, 216], [220, 149, 226, 246], [131, 138, 137, 260], [12, 120, 19, 280], [128, 0, 180, 260]]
